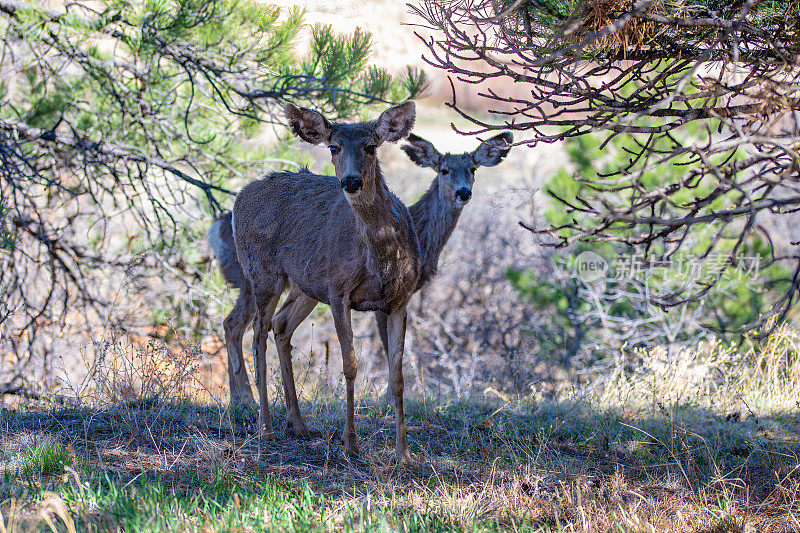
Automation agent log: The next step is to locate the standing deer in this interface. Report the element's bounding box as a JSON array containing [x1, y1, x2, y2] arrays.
[[219, 101, 420, 461], [210, 130, 513, 438], [271, 132, 514, 404]]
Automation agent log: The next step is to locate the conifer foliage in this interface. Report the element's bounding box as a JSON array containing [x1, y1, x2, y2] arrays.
[[0, 0, 425, 377]]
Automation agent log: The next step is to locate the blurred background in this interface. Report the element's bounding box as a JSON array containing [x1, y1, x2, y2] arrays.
[[2, 0, 797, 415]]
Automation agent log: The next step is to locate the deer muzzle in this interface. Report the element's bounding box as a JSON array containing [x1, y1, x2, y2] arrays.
[[341, 175, 363, 194], [455, 187, 472, 204]]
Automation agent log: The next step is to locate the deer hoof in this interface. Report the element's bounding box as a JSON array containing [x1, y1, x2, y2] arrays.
[[343, 432, 360, 458], [286, 412, 311, 438], [258, 414, 275, 441], [396, 446, 413, 466]]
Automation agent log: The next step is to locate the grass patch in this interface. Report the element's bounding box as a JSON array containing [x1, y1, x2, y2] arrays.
[[13, 469, 477, 532], [2, 327, 800, 530], [20, 439, 73, 477], [1, 396, 799, 531]]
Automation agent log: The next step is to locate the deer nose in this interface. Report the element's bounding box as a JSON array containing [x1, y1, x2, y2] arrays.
[[455, 188, 472, 202], [341, 175, 363, 194]]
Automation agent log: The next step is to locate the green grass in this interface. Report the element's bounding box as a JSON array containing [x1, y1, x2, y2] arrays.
[[31, 472, 478, 532], [19, 439, 73, 478]]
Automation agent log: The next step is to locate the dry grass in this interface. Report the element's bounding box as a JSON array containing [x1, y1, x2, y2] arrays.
[[1, 400, 798, 530], [601, 323, 800, 415], [1, 327, 800, 531]]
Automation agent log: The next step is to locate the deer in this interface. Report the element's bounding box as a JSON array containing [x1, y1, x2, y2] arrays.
[[270, 132, 514, 403], [209, 129, 514, 447], [217, 101, 420, 462]]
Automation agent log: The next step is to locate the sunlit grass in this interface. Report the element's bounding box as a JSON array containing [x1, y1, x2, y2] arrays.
[[19, 440, 73, 478]]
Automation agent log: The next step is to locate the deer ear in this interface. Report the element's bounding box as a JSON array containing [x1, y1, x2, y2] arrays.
[[473, 132, 513, 167], [285, 103, 332, 145], [375, 101, 416, 142], [401, 133, 440, 168]]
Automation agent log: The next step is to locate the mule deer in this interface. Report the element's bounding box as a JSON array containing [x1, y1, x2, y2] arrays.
[[210, 130, 513, 427], [221, 102, 420, 461], [271, 132, 514, 403]]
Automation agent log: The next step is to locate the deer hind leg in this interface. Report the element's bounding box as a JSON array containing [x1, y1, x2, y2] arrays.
[[374, 311, 392, 409], [251, 278, 286, 447], [386, 308, 412, 465], [330, 298, 359, 458], [224, 290, 255, 406], [272, 290, 317, 437]]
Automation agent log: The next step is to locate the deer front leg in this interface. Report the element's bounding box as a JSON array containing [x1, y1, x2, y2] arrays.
[[330, 298, 359, 458], [386, 308, 412, 464], [225, 290, 255, 406], [272, 291, 317, 437]]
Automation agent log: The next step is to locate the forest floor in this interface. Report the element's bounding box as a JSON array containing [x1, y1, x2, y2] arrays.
[[2, 391, 800, 532]]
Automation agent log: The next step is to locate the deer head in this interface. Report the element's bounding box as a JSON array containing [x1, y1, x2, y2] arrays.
[[401, 132, 513, 205], [284, 102, 416, 201]]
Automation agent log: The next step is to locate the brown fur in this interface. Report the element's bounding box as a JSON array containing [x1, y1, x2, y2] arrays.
[[225, 102, 420, 461], [210, 131, 513, 415], [233, 169, 419, 313]]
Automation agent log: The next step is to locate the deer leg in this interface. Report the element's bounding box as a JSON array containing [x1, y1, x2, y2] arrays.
[[272, 292, 317, 437], [330, 298, 359, 458], [252, 289, 283, 445], [374, 311, 393, 408], [271, 283, 304, 336], [386, 308, 412, 464], [225, 290, 255, 406]]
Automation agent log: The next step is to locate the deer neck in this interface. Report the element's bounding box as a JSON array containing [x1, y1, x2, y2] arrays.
[[409, 178, 463, 288], [348, 164, 420, 303]]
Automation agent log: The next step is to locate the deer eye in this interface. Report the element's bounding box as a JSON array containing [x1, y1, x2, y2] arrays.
[[329, 145, 341, 155], [440, 168, 449, 175], [364, 144, 377, 155]]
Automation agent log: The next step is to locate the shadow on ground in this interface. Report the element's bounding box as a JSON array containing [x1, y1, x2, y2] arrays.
[[2, 397, 800, 531]]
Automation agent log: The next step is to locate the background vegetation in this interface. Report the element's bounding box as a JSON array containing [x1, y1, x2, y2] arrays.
[[417, 0, 800, 329], [0, 0, 424, 394]]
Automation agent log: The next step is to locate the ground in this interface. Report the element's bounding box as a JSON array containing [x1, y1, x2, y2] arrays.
[[2, 394, 800, 532]]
